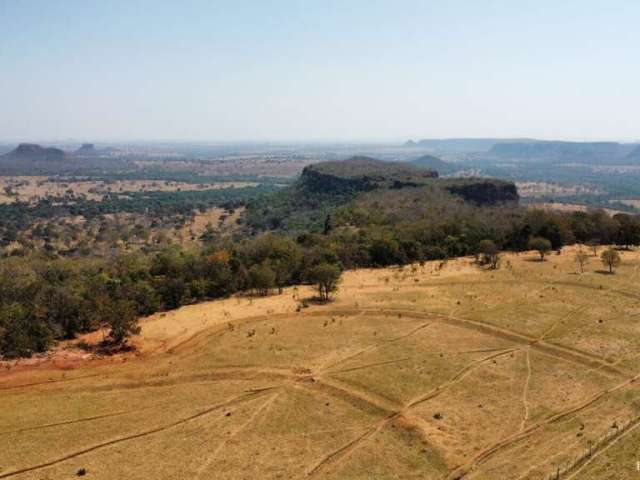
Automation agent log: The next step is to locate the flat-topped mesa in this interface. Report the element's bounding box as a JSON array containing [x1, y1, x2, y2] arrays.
[[75, 143, 97, 155], [300, 156, 438, 194], [489, 140, 630, 162]]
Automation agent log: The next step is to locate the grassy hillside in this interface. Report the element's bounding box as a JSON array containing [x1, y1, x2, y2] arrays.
[[408, 154, 460, 175], [2, 247, 640, 479]]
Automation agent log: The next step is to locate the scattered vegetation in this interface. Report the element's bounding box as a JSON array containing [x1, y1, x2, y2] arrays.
[[601, 248, 621, 273], [4, 157, 640, 359]]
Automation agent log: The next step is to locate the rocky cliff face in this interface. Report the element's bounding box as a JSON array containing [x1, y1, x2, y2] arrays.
[[444, 179, 519, 205]]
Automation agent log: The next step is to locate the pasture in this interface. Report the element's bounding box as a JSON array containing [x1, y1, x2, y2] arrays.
[[1, 246, 640, 479]]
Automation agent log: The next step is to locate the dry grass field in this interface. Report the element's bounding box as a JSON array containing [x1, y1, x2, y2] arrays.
[[0, 177, 256, 204], [2, 247, 640, 479], [528, 203, 624, 216], [516, 182, 601, 198]]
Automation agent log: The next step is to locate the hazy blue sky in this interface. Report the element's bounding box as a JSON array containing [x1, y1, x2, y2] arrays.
[[1, 0, 639, 142]]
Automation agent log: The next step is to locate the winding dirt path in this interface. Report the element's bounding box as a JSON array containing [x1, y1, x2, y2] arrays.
[[520, 349, 532, 432], [446, 372, 640, 479]]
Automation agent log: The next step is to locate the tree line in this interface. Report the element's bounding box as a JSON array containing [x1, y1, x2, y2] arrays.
[[0, 233, 342, 358], [3, 184, 640, 358]]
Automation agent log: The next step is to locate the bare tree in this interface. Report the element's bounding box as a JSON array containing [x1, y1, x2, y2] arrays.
[[575, 250, 589, 273], [478, 239, 500, 270], [586, 239, 600, 257]]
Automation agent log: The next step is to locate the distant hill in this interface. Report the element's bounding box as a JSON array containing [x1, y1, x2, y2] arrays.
[[408, 154, 459, 175], [0, 142, 129, 174], [627, 145, 640, 161], [3, 143, 69, 162], [0, 143, 74, 174], [244, 156, 518, 232], [489, 140, 638, 164], [301, 156, 438, 193], [75, 143, 98, 156], [74, 143, 122, 157], [404, 138, 535, 153]]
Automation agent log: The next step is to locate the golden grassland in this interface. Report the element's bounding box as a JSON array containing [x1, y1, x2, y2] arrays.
[[0, 176, 256, 204], [2, 246, 640, 479], [528, 202, 624, 216]]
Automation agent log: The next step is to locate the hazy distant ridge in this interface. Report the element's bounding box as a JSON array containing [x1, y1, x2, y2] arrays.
[[404, 138, 536, 152]]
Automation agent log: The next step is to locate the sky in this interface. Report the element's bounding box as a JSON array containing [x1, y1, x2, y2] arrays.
[[1, 0, 639, 142]]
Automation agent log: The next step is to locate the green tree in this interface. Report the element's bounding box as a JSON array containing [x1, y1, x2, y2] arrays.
[[0, 303, 54, 358], [613, 214, 640, 249], [305, 263, 342, 301], [529, 237, 552, 261], [248, 262, 276, 296], [601, 248, 621, 274], [105, 299, 140, 345]]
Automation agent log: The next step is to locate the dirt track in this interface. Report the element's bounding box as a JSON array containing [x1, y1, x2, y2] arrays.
[[2, 249, 640, 479]]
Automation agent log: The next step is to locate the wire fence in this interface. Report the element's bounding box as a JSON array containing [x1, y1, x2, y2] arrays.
[[546, 415, 640, 479]]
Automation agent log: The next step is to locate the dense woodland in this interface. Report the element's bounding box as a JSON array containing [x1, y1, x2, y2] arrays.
[[2, 157, 640, 358]]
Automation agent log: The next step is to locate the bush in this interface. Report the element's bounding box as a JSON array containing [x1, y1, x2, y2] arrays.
[[529, 237, 552, 261]]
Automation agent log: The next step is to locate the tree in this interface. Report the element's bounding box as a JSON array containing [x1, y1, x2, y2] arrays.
[[613, 214, 640, 249], [105, 299, 140, 345], [0, 303, 54, 358], [529, 237, 552, 261], [601, 248, 621, 274], [248, 262, 276, 296], [305, 263, 342, 301], [575, 250, 589, 274], [478, 239, 500, 270]]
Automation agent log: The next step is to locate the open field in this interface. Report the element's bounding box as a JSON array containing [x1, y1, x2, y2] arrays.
[[0, 176, 257, 204], [516, 182, 602, 198], [528, 202, 624, 216], [2, 246, 640, 479]]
